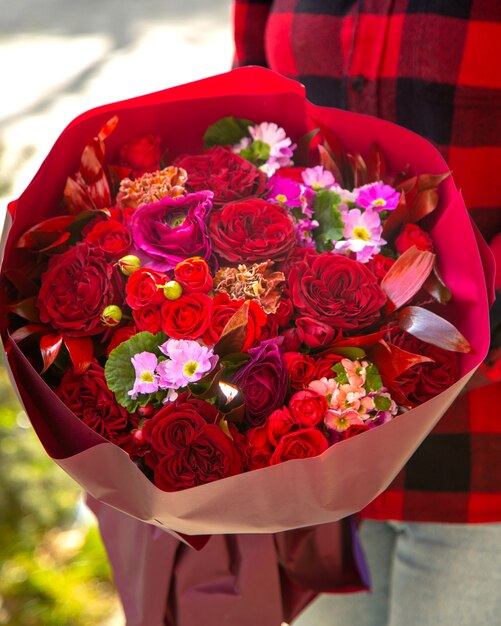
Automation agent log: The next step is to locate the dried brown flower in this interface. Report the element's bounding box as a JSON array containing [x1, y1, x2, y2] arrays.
[[214, 261, 285, 314], [117, 166, 187, 209]]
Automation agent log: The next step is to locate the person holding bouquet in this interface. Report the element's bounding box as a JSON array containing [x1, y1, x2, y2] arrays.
[[233, 1, 501, 624]]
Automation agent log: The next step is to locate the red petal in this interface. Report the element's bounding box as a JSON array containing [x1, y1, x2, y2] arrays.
[[64, 336, 94, 374], [97, 115, 119, 142], [397, 306, 472, 354], [381, 246, 436, 310], [40, 333, 64, 373]]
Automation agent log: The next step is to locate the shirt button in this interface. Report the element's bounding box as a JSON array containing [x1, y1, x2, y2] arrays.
[[351, 75, 367, 92]]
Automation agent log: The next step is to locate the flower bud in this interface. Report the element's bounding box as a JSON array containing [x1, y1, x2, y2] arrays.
[[137, 404, 155, 418], [118, 254, 142, 276], [101, 305, 123, 327], [163, 280, 183, 300], [132, 429, 145, 446]]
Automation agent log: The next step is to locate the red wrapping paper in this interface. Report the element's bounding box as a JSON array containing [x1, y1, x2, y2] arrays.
[[0, 67, 494, 625]]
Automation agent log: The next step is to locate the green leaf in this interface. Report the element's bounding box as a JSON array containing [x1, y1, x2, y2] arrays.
[[330, 346, 366, 360], [374, 395, 392, 411], [104, 331, 167, 411], [365, 363, 383, 392], [239, 139, 270, 166], [332, 362, 348, 384], [313, 189, 344, 251], [203, 116, 253, 150]]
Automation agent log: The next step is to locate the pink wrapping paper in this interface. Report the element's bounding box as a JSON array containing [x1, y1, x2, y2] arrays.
[[0, 67, 494, 625]]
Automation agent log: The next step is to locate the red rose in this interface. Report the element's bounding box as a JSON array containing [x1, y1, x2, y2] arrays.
[[385, 326, 459, 406], [395, 224, 434, 255], [272, 296, 294, 328], [141, 393, 242, 491], [132, 305, 162, 333], [174, 257, 213, 294], [283, 352, 317, 389], [56, 362, 131, 446], [246, 425, 273, 470], [84, 219, 132, 258], [367, 254, 395, 282], [125, 268, 167, 310], [314, 353, 343, 380], [345, 423, 372, 439], [280, 327, 302, 352], [160, 292, 212, 340], [288, 390, 327, 427], [174, 146, 267, 206], [37, 242, 122, 337], [209, 199, 296, 263], [265, 406, 296, 446], [258, 314, 280, 343], [296, 316, 336, 349], [119, 134, 162, 177], [270, 428, 329, 465], [289, 252, 387, 333], [203, 294, 267, 350], [106, 324, 137, 357]]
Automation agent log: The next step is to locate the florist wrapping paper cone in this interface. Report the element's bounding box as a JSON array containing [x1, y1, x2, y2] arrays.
[[88, 497, 367, 626], [1, 66, 493, 537]]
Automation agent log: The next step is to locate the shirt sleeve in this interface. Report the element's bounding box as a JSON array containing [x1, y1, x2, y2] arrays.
[[232, 0, 273, 68]]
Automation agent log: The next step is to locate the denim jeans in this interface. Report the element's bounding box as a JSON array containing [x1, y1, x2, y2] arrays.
[[292, 519, 501, 626]]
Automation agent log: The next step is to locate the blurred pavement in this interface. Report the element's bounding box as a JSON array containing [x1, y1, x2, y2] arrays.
[[0, 0, 233, 211]]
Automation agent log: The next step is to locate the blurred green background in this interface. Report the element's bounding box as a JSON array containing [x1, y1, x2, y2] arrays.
[[0, 363, 121, 626]]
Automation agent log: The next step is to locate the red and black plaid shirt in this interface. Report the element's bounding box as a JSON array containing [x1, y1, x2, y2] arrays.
[[233, 0, 501, 523]]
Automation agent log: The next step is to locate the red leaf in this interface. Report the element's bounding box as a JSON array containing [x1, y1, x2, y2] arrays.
[[365, 143, 386, 182], [381, 246, 436, 310], [318, 145, 344, 187], [7, 297, 40, 322], [214, 301, 250, 357], [80, 137, 105, 182], [324, 329, 387, 351], [40, 333, 64, 373], [86, 169, 111, 209], [423, 267, 452, 305], [3, 270, 39, 297], [409, 188, 439, 222], [64, 336, 94, 375], [16, 215, 75, 249], [369, 339, 433, 383], [397, 306, 472, 353], [64, 176, 96, 214], [10, 324, 49, 342], [98, 115, 119, 142]]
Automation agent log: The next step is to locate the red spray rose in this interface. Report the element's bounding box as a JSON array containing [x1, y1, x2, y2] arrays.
[[174, 257, 213, 294], [84, 219, 131, 258], [125, 267, 167, 310], [132, 305, 162, 334], [289, 252, 387, 334], [106, 324, 137, 356], [56, 362, 131, 446], [202, 294, 267, 350], [37, 242, 122, 337], [270, 428, 329, 465], [366, 254, 396, 282], [245, 425, 274, 470], [288, 389, 327, 427], [265, 406, 297, 446], [314, 353, 343, 380], [160, 292, 212, 340], [119, 134, 162, 177], [395, 224, 434, 255], [174, 145, 267, 206], [209, 199, 296, 264], [283, 352, 317, 390]]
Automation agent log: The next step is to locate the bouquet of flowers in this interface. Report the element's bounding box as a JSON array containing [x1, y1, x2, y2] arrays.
[[0, 68, 493, 625]]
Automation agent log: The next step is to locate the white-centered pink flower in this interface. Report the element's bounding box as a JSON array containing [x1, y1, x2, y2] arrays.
[[334, 208, 386, 262]]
